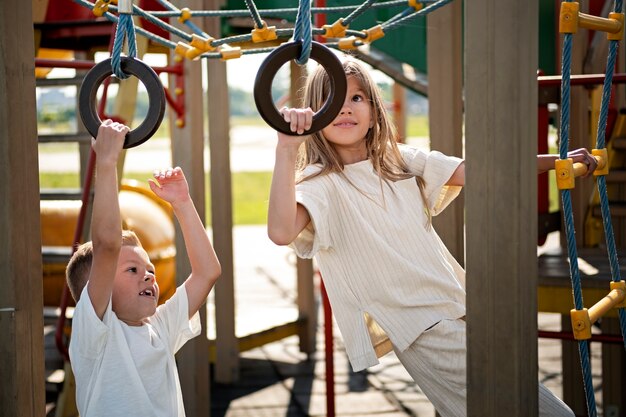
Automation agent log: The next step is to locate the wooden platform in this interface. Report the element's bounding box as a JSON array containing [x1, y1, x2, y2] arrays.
[[538, 248, 626, 316]]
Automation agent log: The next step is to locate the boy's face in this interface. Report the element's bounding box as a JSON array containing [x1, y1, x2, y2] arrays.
[[112, 245, 160, 326]]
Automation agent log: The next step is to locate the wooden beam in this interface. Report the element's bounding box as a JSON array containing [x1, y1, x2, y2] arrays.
[[167, 1, 211, 414], [205, 0, 239, 384], [465, 0, 538, 415], [427, 0, 464, 264], [0, 1, 45, 416]]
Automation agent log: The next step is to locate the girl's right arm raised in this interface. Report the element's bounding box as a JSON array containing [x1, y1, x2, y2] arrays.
[[267, 108, 313, 245]]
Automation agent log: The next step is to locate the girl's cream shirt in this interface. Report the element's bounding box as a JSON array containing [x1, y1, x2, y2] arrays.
[[292, 146, 465, 371]]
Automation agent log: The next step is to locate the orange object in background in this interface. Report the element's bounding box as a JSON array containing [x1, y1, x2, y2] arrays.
[[41, 180, 176, 307]]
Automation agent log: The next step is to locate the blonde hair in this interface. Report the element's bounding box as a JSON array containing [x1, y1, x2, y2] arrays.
[[297, 58, 431, 223], [65, 230, 142, 302]]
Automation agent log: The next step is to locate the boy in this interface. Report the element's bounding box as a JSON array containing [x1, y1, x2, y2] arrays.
[[66, 119, 221, 416]]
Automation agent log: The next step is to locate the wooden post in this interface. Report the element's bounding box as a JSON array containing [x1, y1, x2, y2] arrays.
[[0, 1, 46, 416], [205, 0, 238, 384], [427, 0, 464, 264], [465, 1, 538, 415], [167, 0, 211, 413]]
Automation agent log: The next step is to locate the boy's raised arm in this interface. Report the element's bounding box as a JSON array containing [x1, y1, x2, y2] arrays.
[[149, 167, 221, 318], [88, 120, 129, 319]]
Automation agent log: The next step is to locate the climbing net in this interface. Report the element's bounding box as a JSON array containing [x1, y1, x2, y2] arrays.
[[73, 0, 452, 67], [558, 1, 626, 416]]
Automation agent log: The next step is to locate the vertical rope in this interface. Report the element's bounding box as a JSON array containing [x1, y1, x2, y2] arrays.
[[559, 25, 598, 415], [111, 13, 137, 79], [594, 0, 626, 352], [293, 0, 312, 64]]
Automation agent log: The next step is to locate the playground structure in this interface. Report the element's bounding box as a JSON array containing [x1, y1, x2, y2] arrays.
[[2, 0, 626, 416]]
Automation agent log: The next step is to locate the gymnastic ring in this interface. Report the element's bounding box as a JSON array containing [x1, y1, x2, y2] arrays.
[[253, 41, 347, 136], [78, 57, 166, 149]]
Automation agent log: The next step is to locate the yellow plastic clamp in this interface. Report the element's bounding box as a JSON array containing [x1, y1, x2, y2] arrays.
[[559, 2, 580, 34], [610, 280, 626, 308], [178, 7, 192, 24], [93, 0, 111, 17], [555, 158, 575, 190], [608, 12, 624, 41], [338, 36, 359, 50], [251, 22, 277, 43], [175, 42, 193, 60], [190, 34, 215, 51], [322, 19, 348, 38], [592, 148, 609, 176], [408, 0, 423, 11], [570, 308, 592, 340], [364, 25, 385, 43], [219, 46, 242, 61]]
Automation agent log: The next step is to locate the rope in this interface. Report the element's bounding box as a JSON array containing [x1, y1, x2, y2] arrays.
[[593, 0, 626, 352], [244, 0, 264, 29], [382, 0, 453, 32], [145, 0, 413, 18], [559, 18, 598, 416], [293, 0, 312, 65], [111, 12, 137, 79], [342, 0, 376, 26]]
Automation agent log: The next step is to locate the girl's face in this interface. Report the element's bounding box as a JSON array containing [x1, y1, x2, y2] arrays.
[[321, 76, 374, 164]]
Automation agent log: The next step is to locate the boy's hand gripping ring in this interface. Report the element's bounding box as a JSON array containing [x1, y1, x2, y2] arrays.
[[254, 41, 347, 136], [79, 57, 166, 149]]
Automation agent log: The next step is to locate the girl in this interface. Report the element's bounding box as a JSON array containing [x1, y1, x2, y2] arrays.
[[267, 58, 576, 417]]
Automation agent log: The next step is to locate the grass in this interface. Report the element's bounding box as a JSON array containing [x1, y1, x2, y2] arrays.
[[39, 170, 272, 226], [38, 114, 428, 226]]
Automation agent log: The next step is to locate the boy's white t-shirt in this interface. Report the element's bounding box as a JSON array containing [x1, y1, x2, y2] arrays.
[[292, 146, 466, 371], [69, 284, 200, 417]]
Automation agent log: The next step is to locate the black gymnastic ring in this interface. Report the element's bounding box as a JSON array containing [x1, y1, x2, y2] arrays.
[[78, 57, 166, 149], [253, 41, 347, 136]]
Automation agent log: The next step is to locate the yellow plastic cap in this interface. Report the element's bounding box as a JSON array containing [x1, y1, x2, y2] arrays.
[[560, 2, 580, 34], [555, 158, 575, 190], [570, 308, 591, 340]]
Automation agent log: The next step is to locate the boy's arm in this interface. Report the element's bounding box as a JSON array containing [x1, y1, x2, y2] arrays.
[[267, 108, 312, 245], [88, 120, 128, 319], [149, 168, 221, 318]]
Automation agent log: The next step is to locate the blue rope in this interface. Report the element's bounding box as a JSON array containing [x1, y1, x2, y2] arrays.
[[293, 0, 312, 65], [593, 0, 626, 353], [111, 13, 137, 79], [559, 26, 598, 416]]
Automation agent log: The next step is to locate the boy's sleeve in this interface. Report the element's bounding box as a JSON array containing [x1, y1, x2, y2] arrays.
[[151, 285, 201, 353], [400, 145, 463, 215], [291, 179, 330, 259], [69, 284, 111, 359]]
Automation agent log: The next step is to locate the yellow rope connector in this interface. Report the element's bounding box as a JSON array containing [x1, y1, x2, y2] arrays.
[[408, 0, 423, 11], [93, 0, 112, 17], [251, 21, 278, 43], [555, 158, 575, 190], [559, 2, 623, 36], [607, 12, 624, 41], [364, 25, 385, 43], [175, 42, 193, 60], [559, 2, 580, 33], [219, 46, 242, 61], [570, 308, 592, 340], [610, 280, 626, 308], [338, 36, 360, 50], [588, 283, 626, 323], [592, 148, 609, 176], [322, 19, 348, 38], [178, 7, 192, 24]]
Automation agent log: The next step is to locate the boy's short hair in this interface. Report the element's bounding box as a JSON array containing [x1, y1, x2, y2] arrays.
[[66, 230, 142, 302]]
